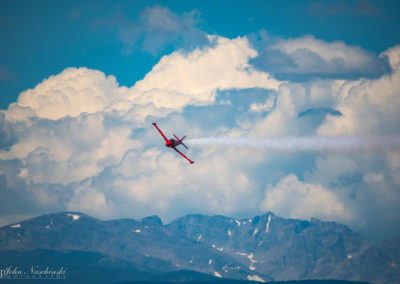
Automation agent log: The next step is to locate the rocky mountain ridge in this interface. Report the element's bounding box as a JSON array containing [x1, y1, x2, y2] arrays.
[[0, 211, 398, 283]]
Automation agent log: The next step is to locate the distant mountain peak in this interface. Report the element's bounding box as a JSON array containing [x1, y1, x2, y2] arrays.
[[139, 215, 163, 226]]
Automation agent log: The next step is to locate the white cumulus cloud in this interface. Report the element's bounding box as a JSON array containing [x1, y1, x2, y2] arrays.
[[252, 35, 391, 80], [1, 33, 400, 241], [124, 35, 281, 110], [7, 68, 125, 121], [318, 46, 400, 136], [261, 174, 352, 221]]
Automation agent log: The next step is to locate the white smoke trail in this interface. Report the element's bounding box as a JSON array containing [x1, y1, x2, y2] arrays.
[[186, 136, 400, 152]]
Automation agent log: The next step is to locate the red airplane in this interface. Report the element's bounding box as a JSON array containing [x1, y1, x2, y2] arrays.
[[152, 123, 194, 164]]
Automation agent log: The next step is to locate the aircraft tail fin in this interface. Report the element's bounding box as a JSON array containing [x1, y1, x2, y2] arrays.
[[174, 134, 188, 149]]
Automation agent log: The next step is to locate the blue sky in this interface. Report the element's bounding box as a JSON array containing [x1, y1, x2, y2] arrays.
[[1, 0, 399, 108], [0, 0, 400, 241]]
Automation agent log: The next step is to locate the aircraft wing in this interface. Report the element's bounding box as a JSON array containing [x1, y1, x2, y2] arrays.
[[172, 147, 194, 164], [152, 123, 168, 142]]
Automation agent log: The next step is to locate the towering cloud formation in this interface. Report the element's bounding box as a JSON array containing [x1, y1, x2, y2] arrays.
[[0, 34, 399, 241], [0, 35, 280, 221], [6, 68, 123, 120]]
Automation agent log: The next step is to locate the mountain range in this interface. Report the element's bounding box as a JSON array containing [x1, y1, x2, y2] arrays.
[[0, 211, 398, 283]]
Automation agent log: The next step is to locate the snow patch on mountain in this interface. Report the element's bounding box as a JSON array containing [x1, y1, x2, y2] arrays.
[[265, 214, 271, 233], [212, 244, 223, 251], [247, 274, 265, 282], [214, 271, 222, 278]]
